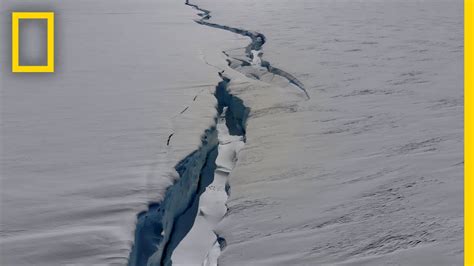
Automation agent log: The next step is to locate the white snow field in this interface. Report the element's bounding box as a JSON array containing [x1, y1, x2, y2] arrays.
[[1, 0, 463, 265]]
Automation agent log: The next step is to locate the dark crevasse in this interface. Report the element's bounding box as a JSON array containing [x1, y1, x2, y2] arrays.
[[186, 0, 310, 99], [128, 77, 249, 266], [128, 131, 218, 266], [163, 77, 248, 265]]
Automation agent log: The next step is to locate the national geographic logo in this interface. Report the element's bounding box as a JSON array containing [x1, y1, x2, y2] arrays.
[[12, 12, 54, 73]]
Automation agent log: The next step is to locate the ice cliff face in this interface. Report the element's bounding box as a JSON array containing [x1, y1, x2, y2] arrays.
[[128, 126, 218, 266], [129, 77, 250, 266]]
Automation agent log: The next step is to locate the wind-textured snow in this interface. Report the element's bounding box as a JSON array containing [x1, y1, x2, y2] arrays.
[[1, 0, 463, 265], [189, 0, 463, 264]]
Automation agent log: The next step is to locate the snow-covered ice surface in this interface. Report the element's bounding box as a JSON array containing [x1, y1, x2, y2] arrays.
[[1, 0, 463, 265], [185, 0, 463, 265]]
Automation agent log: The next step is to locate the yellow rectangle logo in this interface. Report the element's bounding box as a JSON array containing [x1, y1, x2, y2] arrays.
[[12, 12, 54, 73]]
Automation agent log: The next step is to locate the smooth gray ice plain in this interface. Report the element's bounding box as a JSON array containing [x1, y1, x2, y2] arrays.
[[1, 0, 463, 265]]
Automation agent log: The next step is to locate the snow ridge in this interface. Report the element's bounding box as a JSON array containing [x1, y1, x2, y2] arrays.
[[185, 0, 310, 99]]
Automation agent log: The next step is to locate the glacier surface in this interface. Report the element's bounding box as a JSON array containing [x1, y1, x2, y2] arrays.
[[1, 0, 463, 265]]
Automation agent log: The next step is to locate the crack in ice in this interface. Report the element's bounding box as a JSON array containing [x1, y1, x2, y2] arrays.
[[128, 76, 249, 266], [186, 0, 310, 99]]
